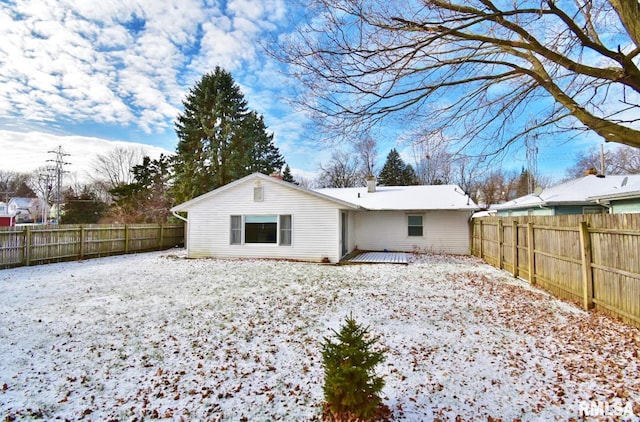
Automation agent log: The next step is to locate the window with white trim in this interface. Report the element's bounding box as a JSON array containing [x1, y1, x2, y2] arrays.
[[408, 215, 423, 237], [230, 215, 242, 245], [279, 215, 292, 246], [583, 206, 605, 214], [230, 214, 292, 245], [245, 215, 277, 243]]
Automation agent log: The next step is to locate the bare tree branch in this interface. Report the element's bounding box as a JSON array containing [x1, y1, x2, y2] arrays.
[[276, 0, 640, 154]]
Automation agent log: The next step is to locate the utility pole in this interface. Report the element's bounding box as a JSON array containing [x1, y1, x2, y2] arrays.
[[525, 134, 539, 194], [47, 146, 70, 224], [38, 166, 56, 223]]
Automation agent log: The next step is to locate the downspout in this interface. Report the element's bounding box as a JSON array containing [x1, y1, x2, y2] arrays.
[[172, 211, 188, 222], [593, 199, 612, 213], [172, 211, 188, 249]]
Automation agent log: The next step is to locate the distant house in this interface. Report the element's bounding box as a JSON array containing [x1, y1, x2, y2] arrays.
[[492, 175, 640, 216], [0, 202, 14, 226], [587, 176, 640, 214], [7, 197, 49, 223], [171, 172, 478, 263]]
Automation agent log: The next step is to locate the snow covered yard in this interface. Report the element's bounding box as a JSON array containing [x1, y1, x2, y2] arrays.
[[0, 251, 638, 421]]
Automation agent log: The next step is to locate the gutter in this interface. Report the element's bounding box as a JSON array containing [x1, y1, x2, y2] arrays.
[[592, 199, 612, 211], [172, 211, 188, 223]]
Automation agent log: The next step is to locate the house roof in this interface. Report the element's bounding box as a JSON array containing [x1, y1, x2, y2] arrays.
[[314, 185, 478, 211], [8, 197, 39, 208], [492, 174, 640, 211], [170, 173, 361, 212], [587, 175, 640, 202], [171, 173, 479, 213]]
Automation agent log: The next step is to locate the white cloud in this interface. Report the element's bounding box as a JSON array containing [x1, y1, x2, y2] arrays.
[[0, 0, 325, 179], [0, 1, 247, 133], [0, 129, 172, 182]]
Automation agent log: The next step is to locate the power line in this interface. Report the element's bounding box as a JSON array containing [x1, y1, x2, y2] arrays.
[[47, 146, 70, 224]]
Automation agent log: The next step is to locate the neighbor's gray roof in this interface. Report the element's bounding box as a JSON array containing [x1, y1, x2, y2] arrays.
[[492, 175, 640, 210]]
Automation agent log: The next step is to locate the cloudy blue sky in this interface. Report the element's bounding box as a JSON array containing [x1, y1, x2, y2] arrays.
[[0, 0, 606, 184]]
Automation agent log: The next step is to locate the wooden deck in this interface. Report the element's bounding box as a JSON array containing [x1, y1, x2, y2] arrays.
[[346, 251, 408, 264]]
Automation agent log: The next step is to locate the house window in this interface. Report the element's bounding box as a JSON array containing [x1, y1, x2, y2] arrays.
[[408, 215, 423, 237], [583, 206, 604, 214], [279, 215, 292, 246], [230, 215, 242, 245], [245, 215, 277, 243]]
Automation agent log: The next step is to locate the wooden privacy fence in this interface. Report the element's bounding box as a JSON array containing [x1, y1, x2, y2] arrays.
[[472, 214, 640, 329], [0, 224, 184, 269]]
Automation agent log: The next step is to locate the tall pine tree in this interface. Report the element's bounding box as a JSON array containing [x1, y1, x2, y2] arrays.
[[378, 148, 416, 186], [172, 67, 284, 204], [282, 164, 297, 184]]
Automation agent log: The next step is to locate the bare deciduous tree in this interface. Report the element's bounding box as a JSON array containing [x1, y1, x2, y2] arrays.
[[565, 145, 640, 178], [407, 132, 453, 185], [29, 166, 56, 203], [0, 170, 35, 199], [317, 150, 362, 187], [279, 0, 640, 154], [354, 134, 378, 178], [91, 146, 145, 190]]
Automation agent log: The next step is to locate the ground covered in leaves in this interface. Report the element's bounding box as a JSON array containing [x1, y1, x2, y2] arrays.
[[0, 250, 638, 420]]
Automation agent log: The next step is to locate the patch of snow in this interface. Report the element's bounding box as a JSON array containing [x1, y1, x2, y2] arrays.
[[0, 251, 638, 420]]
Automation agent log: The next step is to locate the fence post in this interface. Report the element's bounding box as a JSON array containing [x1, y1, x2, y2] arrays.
[[478, 220, 484, 259], [24, 226, 31, 266], [124, 225, 130, 254], [159, 224, 164, 249], [497, 219, 504, 269], [512, 220, 519, 277], [579, 221, 594, 310], [527, 222, 535, 285], [79, 226, 85, 260]]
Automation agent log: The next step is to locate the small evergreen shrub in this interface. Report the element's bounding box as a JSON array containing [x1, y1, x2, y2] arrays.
[[321, 314, 389, 421]]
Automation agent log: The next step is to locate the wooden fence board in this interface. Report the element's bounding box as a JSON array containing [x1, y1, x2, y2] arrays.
[[472, 215, 640, 328], [0, 224, 184, 270]]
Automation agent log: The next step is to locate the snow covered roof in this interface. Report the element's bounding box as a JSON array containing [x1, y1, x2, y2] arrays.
[[315, 185, 478, 211], [492, 175, 640, 210], [587, 175, 640, 202], [171, 173, 479, 212]]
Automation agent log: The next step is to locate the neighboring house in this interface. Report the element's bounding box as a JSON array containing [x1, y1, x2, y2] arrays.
[[7, 197, 50, 223], [587, 176, 640, 214], [0, 201, 13, 226], [171, 172, 478, 263], [492, 174, 640, 216]]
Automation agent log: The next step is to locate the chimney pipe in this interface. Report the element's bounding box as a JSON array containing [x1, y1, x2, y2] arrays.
[[366, 176, 376, 193]]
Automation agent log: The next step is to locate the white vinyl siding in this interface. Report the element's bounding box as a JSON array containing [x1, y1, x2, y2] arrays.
[[354, 210, 472, 254], [185, 177, 344, 262]]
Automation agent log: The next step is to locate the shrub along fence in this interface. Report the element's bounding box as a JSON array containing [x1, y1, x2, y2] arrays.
[[0, 223, 184, 270], [472, 214, 640, 329]]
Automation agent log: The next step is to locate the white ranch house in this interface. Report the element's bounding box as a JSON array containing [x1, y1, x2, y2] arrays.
[[171, 173, 478, 263]]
